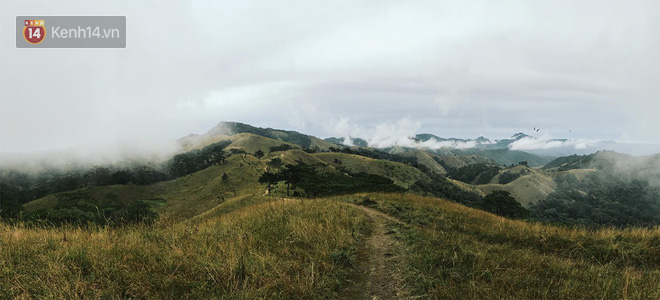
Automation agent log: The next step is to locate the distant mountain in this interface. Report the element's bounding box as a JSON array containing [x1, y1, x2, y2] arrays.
[[324, 137, 369, 147], [327, 130, 660, 164], [181, 121, 337, 151], [326, 132, 553, 167], [328, 132, 544, 151]]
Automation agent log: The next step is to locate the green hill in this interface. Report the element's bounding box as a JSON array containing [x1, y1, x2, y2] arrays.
[[478, 167, 557, 206], [313, 152, 427, 188], [24, 154, 265, 222]]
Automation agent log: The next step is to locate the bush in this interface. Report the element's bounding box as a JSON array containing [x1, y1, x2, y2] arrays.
[[269, 144, 294, 153]]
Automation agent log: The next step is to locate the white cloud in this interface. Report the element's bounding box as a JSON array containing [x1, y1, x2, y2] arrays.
[[1, 0, 659, 154], [509, 136, 598, 150], [326, 117, 480, 149]]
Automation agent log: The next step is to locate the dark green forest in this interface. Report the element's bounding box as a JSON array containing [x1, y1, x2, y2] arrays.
[[530, 172, 660, 227]]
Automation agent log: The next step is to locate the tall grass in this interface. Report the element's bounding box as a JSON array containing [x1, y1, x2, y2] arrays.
[[0, 199, 370, 299], [339, 193, 660, 299]]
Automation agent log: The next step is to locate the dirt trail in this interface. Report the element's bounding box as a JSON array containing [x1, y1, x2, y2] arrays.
[[342, 203, 409, 300]]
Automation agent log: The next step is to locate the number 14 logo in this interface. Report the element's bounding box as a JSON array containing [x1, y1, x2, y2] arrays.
[[23, 20, 45, 44]]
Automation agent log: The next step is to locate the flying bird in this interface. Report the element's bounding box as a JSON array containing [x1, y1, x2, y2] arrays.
[[536, 128, 540, 132]]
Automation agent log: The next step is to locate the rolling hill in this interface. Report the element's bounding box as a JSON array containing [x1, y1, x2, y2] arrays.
[[477, 166, 557, 206], [3, 121, 660, 298]]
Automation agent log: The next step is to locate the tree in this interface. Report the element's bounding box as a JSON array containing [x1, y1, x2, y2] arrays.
[[90, 166, 111, 186], [482, 190, 529, 219], [258, 172, 280, 193], [111, 171, 132, 185], [222, 173, 229, 182], [278, 161, 316, 197], [254, 150, 265, 159], [211, 150, 228, 165], [0, 184, 24, 219], [268, 158, 283, 171]]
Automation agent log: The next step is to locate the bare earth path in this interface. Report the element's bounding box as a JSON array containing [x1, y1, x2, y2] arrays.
[[341, 203, 410, 300]]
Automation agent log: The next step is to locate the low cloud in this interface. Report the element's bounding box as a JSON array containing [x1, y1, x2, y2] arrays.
[[0, 139, 181, 172], [509, 136, 598, 150], [326, 117, 480, 149]]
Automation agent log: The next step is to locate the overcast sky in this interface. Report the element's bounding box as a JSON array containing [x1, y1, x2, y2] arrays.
[[1, 0, 659, 153]]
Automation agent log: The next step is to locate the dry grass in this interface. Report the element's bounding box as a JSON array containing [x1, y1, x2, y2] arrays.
[[0, 199, 370, 299], [337, 193, 660, 299]]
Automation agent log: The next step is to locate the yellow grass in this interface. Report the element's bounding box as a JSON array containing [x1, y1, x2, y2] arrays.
[[336, 193, 660, 299], [0, 199, 370, 299]]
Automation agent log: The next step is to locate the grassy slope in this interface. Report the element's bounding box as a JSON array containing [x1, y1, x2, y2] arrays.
[[23, 184, 164, 213], [23, 154, 265, 222], [0, 199, 370, 299], [400, 150, 447, 174], [478, 167, 557, 206], [180, 132, 302, 153], [313, 152, 427, 189], [433, 154, 497, 169], [339, 193, 660, 299], [8, 190, 660, 298], [22, 146, 428, 219]]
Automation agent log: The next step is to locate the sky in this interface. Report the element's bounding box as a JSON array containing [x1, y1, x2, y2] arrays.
[[1, 0, 659, 154]]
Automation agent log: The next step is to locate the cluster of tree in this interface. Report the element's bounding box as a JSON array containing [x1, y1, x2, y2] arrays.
[[0, 164, 168, 207], [0, 183, 23, 219], [481, 190, 529, 219], [529, 172, 660, 227], [170, 141, 232, 177], [23, 190, 158, 227], [498, 168, 529, 184], [259, 160, 403, 197], [269, 144, 295, 153], [445, 163, 502, 185]]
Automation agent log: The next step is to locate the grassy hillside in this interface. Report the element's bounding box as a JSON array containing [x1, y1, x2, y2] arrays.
[[433, 154, 496, 170], [180, 132, 302, 154], [313, 152, 427, 188], [24, 154, 265, 222], [7, 192, 660, 298], [21, 146, 429, 221], [399, 150, 447, 174], [0, 199, 370, 299], [338, 193, 660, 299], [478, 167, 557, 206]]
